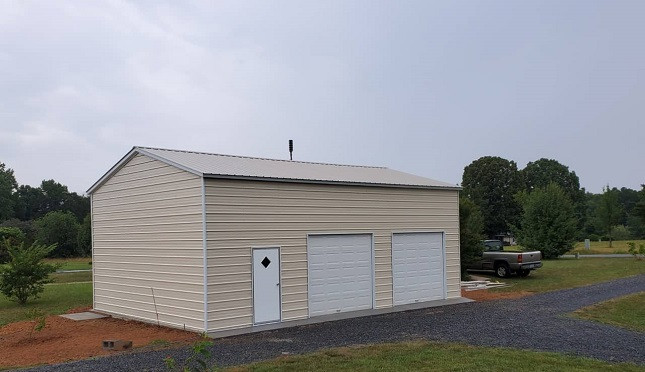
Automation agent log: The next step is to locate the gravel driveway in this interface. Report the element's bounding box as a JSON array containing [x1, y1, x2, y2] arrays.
[[25, 274, 645, 371]]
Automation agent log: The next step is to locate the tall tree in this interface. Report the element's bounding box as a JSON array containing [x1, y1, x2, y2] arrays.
[[0, 163, 18, 222], [459, 197, 484, 278], [12, 185, 45, 220], [514, 183, 578, 259], [521, 158, 586, 235], [39, 180, 69, 214], [34, 211, 80, 257], [595, 185, 623, 247], [462, 156, 522, 237]]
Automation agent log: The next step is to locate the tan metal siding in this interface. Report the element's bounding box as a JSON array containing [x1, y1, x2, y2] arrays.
[[205, 179, 460, 332], [92, 153, 204, 331]]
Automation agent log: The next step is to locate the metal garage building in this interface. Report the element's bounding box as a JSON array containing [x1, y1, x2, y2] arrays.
[[87, 146, 466, 336]]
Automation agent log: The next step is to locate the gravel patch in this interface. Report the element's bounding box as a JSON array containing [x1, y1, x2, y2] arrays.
[[23, 274, 645, 371]]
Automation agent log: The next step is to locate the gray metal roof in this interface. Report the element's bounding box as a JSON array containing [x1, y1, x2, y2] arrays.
[[88, 146, 459, 193]]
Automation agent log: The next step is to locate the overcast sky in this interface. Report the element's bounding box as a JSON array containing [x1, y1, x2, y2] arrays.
[[1, 1, 643, 194]]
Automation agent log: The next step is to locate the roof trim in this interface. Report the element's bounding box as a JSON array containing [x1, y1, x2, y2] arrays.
[[88, 146, 461, 194], [203, 173, 462, 191], [136, 145, 387, 170], [86, 146, 203, 194]]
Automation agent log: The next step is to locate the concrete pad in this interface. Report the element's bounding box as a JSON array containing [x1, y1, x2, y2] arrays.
[[60, 312, 108, 321]]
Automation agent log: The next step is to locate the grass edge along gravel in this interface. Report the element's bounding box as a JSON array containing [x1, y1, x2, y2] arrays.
[[225, 341, 645, 372], [488, 258, 645, 294], [571, 291, 645, 332]]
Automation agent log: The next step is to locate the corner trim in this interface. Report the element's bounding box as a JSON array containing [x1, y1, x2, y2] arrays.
[[201, 177, 208, 332]]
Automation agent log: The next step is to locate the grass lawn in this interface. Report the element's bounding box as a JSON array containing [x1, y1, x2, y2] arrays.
[[44, 257, 92, 271], [572, 292, 645, 332], [0, 282, 92, 326], [51, 271, 92, 283], [568, 240, 645, 255], [480, 258, 645, 294], [227, 341, 644, 372]]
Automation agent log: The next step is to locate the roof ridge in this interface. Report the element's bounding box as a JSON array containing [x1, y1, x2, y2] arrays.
[[135, 146, 387, 169]]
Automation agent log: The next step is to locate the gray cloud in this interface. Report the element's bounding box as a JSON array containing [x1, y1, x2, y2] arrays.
[[1, 0, 643, 193]]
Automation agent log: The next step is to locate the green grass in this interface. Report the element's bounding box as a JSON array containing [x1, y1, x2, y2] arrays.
[[226, 341, 644, 372], [568, 240, 645, 255], [0, 282, 92, 326], [44, 257, 92, 271], [50, 271, 92, 283], [481, 258, 645, 294], [572, 292, 645, 332]]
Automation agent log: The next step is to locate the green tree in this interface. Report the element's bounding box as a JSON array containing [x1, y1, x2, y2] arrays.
[[0, 219, 36, 245], [39, 180, 69, 215], [595, 185, 623, 248], [35, 211, 80, 257], [77, 214, 92, 256], [0, 240, 57, 305], [462, 156, 522, 237], [0, 227, 26, 263], [521, 158, 585, 234], [12, 185, 45, 220], [514, 183, 578, 259], [459, 197, 485, 279], [0, 163, 18, 222]]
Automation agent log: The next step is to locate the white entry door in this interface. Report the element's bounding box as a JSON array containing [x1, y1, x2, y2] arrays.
[[308, 234, 373, 317], [253, 247, 281, 324], [392, 232, 444, 306]]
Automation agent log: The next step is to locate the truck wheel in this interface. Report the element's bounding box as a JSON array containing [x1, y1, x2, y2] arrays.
[[495, 263, 510, 278], [518, 269, 530, 277]]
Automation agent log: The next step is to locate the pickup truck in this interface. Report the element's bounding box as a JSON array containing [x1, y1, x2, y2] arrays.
[[467, 240, 542, 278]]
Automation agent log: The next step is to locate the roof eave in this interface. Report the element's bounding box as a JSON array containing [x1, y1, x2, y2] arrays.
[[203, 173, 461, 191], [86, 146, 203, 194]]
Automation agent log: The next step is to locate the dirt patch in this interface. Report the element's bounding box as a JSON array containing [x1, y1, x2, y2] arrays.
[[0, 312, 199, 369], [461, 288, 533, 302]]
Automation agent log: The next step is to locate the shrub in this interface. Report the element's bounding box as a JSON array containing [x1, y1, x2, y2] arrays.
[[0, 227, 26, 263], [627, 242, 645, 260], [514, 183, 578, 259], [0, 240, 57, 305], [611, 225, 631, 241]]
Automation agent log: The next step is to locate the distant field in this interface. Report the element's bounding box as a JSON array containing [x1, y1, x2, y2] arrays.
[[44, 257, 92, 271], [568, 240, 645, 255], [501, 240, 644, 255]]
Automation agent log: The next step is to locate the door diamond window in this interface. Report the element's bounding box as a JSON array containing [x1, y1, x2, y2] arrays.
[[261, 256, 271, 268]]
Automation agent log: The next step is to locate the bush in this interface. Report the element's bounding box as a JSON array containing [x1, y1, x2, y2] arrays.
[[0, 240, 57, 305], [35, 211, 80, 257], [514, 183, 578, 259], [0, 227, 26, 263], [611, 225, 631, 241], [588, 234, 600, 241], [0, 219, 36, 245]]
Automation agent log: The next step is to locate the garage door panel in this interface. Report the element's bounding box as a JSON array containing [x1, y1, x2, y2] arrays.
[[392, 233, 444, 306], [308, 234, 373, 317]]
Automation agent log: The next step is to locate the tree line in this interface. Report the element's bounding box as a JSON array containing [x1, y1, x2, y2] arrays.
[[0, 162, 90, 260], [459, 157, 645, 267]]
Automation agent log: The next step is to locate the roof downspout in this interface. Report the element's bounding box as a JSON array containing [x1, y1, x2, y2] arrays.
[[201, 177, 208, 333]]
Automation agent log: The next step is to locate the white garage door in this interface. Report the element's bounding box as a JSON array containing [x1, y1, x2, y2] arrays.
[[392, 232, 444, 306], [308, 234, 373, 317]]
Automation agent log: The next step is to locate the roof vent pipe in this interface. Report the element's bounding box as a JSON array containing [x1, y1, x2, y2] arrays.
[[289, 140, 293, 160]]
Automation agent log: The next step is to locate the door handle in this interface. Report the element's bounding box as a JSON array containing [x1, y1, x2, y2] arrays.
[[276, 283, 280, 286]]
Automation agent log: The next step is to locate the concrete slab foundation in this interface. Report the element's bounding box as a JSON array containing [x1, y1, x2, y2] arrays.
[[60, 312, 108, 321]]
